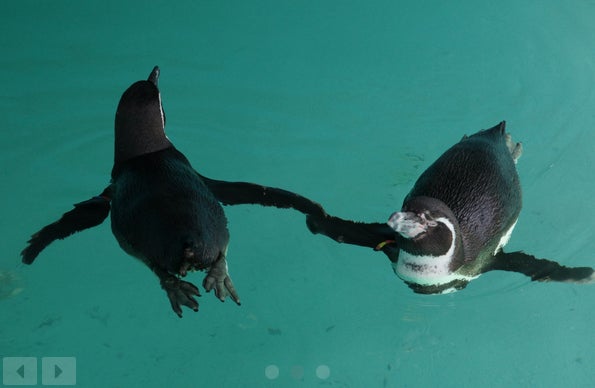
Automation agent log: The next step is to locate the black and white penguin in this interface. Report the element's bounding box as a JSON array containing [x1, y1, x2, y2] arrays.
[[21, 66, 324, 317], [307, 122, 595, 293]]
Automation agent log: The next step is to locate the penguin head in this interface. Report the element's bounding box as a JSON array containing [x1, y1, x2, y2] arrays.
[[114, 66, 172, 163], [387, 196, 469, 291]]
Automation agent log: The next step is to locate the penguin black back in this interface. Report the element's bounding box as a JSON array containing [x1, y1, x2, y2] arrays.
[[404, 122, 522, 264]]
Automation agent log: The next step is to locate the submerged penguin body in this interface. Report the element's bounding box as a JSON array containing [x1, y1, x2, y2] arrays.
[[307, 122, 595, 293], [391, 123, 522, 293], [111, 147, 229, 275], [109, 69, 230, 281], [407, 124, 521, 262], [21, 67, 325, 317]]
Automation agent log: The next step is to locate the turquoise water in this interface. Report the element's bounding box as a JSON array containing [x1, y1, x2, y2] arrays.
[[2, 1, 595, 387]]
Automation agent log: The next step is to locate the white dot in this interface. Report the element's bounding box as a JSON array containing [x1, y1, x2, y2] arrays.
[[265, 365, 279, 380], [316, 364, 331, 379]]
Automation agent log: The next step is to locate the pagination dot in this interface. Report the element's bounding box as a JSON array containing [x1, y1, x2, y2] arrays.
[[264, 364, 279, 380], [316, 364, 331, 379], [291, 365, 304, 380]]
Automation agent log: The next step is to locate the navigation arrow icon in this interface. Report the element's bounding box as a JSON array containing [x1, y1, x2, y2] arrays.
[[41, 357, 76, 385], [3, 357, 37, 385], [16, 364, 25, 378]]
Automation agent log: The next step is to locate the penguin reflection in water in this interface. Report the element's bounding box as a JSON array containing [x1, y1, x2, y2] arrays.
[[21, 67, 324, 317], [307, 122, 595, 294]]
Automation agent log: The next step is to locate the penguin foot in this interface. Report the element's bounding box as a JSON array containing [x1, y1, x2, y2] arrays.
[[159, 274, 201, 318], [505, 133, 522, 164], [203, 255, 241, 305]]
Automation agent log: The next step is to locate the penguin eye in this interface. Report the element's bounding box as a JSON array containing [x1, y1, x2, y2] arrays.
[[420, 212, 438, 228]]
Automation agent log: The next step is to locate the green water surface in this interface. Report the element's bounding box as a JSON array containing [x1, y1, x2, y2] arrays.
[[2, 1, 595, 387]]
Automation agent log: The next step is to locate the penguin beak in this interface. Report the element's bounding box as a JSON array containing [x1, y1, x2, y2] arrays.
[[388, 212, 432, 239], [148, 66, 160, 87]]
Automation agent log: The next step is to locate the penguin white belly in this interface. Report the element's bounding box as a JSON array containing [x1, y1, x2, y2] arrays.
[[391, 217, 479, 291], [393, 252, 480, 291], [494, 220, 517, 255]]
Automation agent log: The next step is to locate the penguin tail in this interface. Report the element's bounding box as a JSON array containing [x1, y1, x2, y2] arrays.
[[473, 121, 506, 138]]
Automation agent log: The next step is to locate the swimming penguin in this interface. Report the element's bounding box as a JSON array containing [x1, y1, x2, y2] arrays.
[[21, 66, 324, 317], [306, 122, 595, 294]]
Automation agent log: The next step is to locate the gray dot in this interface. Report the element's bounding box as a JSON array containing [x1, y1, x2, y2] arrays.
[[291, 365, 304, 380], [316, 364, 331, 379], [265, 365, 279, 380]]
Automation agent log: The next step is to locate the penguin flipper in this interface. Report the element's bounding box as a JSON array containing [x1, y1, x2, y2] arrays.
[[201, 175, 325, 217], [21, 186, 113, 264], [489, 250, 595, 283], [306, 213, 397, 251]]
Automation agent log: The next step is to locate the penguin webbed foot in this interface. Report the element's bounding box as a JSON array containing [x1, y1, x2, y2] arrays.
[[203, 254, 241, 305], [505, 133, 523, 163], [154, 267, 201, 318]]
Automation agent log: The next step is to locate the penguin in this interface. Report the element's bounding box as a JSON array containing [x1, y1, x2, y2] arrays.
[[21, 66, 324, 317], [306, 122, 595, 294]]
